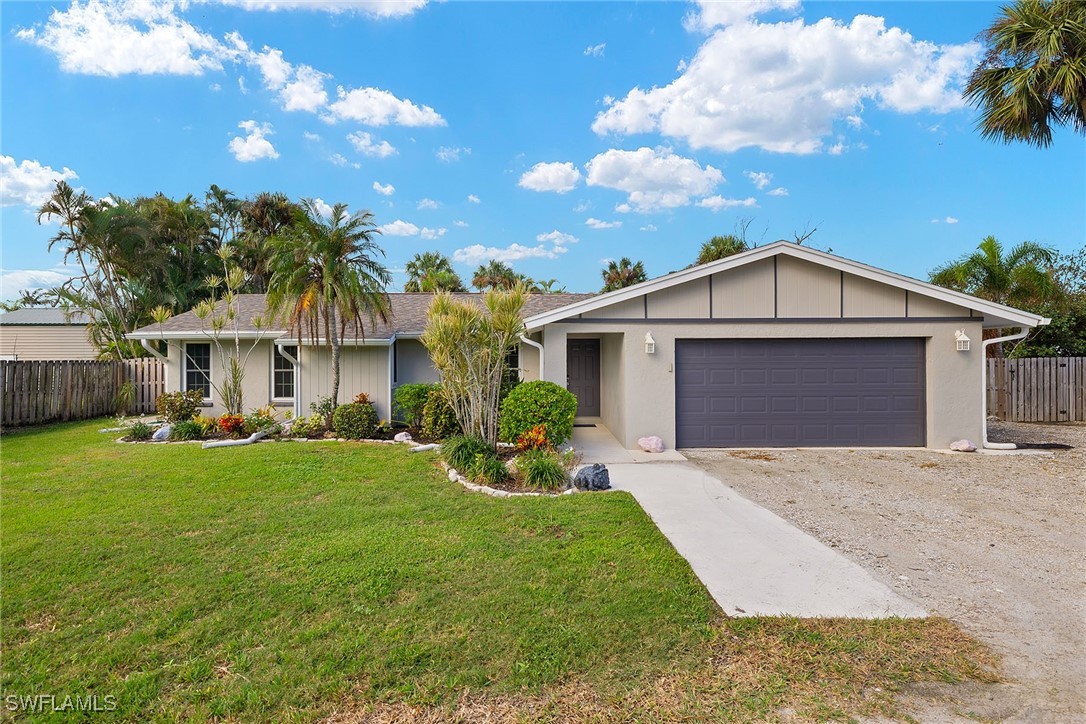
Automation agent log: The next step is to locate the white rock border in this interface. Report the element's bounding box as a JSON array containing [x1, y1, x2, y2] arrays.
[[441, 462, 576, 498]]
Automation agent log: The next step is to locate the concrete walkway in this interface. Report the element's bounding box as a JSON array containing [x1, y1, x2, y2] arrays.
[[571, 426, 925, 618]]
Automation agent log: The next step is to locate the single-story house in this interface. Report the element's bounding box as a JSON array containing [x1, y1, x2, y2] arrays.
[[0, 308, 97, 361], [127, 242, 1048, 450]]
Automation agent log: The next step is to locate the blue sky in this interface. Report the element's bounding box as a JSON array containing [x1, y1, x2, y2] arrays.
[[2, 0, 1083, 299]]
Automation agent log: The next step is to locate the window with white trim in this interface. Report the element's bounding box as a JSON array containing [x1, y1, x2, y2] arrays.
[[272, 345, 297, 400], [184, 342, 212, 399]]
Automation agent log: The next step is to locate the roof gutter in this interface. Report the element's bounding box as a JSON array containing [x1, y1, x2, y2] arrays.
[[981, 327, 1032, 450], [519, 334, 544, 380]]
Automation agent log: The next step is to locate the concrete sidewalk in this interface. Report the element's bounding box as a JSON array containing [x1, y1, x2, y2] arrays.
[[607, 462, 927, 618]]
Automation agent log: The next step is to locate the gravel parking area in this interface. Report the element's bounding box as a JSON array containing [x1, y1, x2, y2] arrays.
[[685, 422, 1086, 722]]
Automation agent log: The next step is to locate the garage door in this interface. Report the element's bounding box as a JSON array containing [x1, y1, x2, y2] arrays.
[[675, 338, 925, 447]]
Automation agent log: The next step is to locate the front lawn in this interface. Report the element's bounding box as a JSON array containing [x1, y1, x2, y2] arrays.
[[1, 421, 997, 721]]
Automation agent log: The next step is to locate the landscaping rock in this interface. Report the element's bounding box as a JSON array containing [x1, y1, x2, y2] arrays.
[[638, 435, 665, 453], [573, 463, 611, 491], [448, 469, 459, 482], [394, 431, 413, 442], [152, 424, 171, 441], [950, 439, 978, 452]]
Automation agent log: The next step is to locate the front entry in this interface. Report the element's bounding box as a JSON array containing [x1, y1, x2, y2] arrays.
[[566, 339, 601, 416]]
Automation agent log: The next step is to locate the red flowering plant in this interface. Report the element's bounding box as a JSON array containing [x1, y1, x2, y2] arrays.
[[515, 424, 552, 453], [218, 413, 245, 436]]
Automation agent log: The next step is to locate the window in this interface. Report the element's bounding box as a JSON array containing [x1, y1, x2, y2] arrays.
[[184, 343, 212, 399], [272, 345, 297, 400]]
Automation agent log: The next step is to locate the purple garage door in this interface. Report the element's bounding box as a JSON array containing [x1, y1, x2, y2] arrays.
[[675, 338, 926, 447]]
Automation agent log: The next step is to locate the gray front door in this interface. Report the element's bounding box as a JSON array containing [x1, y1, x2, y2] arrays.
[[567, 339, 601, 417], [675, 338, 925, 447]]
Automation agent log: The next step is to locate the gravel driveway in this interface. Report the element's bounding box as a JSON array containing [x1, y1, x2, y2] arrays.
[[685, 421, 1085, 722]]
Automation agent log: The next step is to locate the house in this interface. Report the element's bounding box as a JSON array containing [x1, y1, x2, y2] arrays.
[[0, 308, 97, 361], [127, 242, 1048, 449]]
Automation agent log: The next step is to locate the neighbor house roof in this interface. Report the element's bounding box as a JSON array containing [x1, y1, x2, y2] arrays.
[[523, 241, 1050, 330], [127, 292, 597, 341], [0, 308, 91, 326]]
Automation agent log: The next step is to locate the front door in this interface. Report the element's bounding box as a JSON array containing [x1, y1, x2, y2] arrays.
[[567, 339, 601, 416]]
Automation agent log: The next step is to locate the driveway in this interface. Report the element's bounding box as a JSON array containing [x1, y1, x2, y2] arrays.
[[684, 421, 1086, 721]]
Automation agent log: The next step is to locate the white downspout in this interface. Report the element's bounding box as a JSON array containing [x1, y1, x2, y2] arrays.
[[519, 334, 544, 381], [275, 341, 301, 419], [140, 338, 169, 392], [388, 334, 397, 423], [981, 328, 1030, 450]]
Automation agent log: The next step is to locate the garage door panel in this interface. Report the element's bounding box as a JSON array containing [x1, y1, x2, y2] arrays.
[[676, 339, 925, 447]]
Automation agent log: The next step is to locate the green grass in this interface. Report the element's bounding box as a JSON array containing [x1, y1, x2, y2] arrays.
[[1, 421, 999, 721]]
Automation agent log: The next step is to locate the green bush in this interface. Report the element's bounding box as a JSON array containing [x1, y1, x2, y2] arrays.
[[156, 390, 203, 423], [290, 414, 326, 438], [515, 448, 569, 491], [469, 451, 509, 486], [128, 421, 153, 441], [393, 383, 438, 427], [333, 401, 379, 440], [311, 395, 337, 426], [421, 388, 461, 440], [169, 420, 203, 441], [442, 434, 493, 472], [499, 381, 577, 446]]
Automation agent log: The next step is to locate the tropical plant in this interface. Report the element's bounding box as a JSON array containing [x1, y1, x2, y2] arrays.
[[332, 401, 379, 439], [420, 388, 461, 440], [243, 405, 280, 435], [471, 260, 519, 291], [393, 383, 438, 427], [1009, 245, 1086, 356], [127, 421, 153, 441], [169, 420, 203, 441], [156, 390, 203, 423], [695, 235, 749, 266], [515, 423, 552, 452], [535, 279, 567, 293], [514, 448, 568, 490], [468, 451, 509, 486], [405, 252, 466, 292], [964, 0, 1086, 148], [441, 434, 494, 471], [113, 380, 136, 417], [193, 414, 219, 437], [601, 257, 648, 292], [267, 200, 391, 407], [421, 287, 527, 444], [310, 395, 337, 427], [498, 380, 578, 446], [218, 414, 245, 435]]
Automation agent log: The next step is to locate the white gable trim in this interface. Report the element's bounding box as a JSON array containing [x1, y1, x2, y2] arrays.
[[524, 241, 1049, 330]]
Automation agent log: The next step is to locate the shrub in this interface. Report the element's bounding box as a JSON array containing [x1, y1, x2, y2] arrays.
[[515, 423, 551, 452], [170, 420, 203, 441], [469, 451, 509, 486], [333, 401, 379, 439], [352, 392, 372, 405], [421, 388, 461, 440], [193, 415, 219, 438], [515, 448, 568, 491], [442, 434, 493, 472], [128, 421, 153, 441], [290, 414, 326, 438], [156, 390, 203, 423], [218, 414, 245, 436], [310, 396, 337, 425], [393, 383, 438, 427], [114, 380, 136, 416], [499, 381, 577, 446], [243, 405, 280, 435]]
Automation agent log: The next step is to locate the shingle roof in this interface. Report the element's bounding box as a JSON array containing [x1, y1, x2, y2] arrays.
[[0, 308, 91, 326], [128, 292, 596, 339]]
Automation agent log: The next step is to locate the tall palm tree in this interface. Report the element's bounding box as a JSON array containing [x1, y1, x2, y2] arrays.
[[695, 235, 749, 266], [404, 251, 465, 292], [471, 260, 518, 290], [267, 200, 392, 405], [964, 0, 1086, 148], [601, 257, 648, 292], [536, 278, 566, 293], [238, 192, 298, 292]]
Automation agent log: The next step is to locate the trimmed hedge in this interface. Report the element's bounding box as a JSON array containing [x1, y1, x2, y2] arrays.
[[333, 401, 379, 440], [498, 380, 577, 446]]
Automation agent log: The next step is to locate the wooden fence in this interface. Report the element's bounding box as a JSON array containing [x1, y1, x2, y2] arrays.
[[0, 358, 165, 429], [987, 356, 1086, 422]]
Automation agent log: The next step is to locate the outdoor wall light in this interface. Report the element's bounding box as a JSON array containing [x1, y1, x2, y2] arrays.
[[954, 330, 971, 352], [644, 332, 656, 354]]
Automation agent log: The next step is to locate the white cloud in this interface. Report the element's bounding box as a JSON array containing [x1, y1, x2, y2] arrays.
[[584, 42, 606, 57], [573, 200, 592, 212], [372, 181, 395, 196], [216, 1, 429, 18], [1, 156, 79, 207], [253, 45, 291, 88], [280, 64, 329, 111], [436, 146, 470, 162], [684, 0, 801, 32], [453, 220, 469, 227], [746, 171, 772, 189], [237, 75, 248, 93], [228, 120, 278, 162], [518, 161, 583, 194], [640, 224, 657, 232], [453, 243, 565, 264], [303, 130, 321, 142], [311, 197, 334, 217], [420, 227, 446, 240], [328, 153, 351, 167], [594, 11, 980, 154], [326, 86, 445, 126], [347, 131, 397, 157], [697, 195, 759, 211], [467, 194, 481, 204], [417, 198, 438, 210], [828, 142, 846, 155], [209, 82, 221, 91], [0, 266, 75, 300], [379, 220, 420, 236], [585, 147, 722, 213], [16, 0, 238, 76], [536, 230, 578, 246], [767, 187, 789, 196], [585, 217, 622, 229], [931, 216, 959, 224]]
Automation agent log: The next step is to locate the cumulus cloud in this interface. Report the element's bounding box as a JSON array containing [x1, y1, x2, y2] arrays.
[[453, 243, 565, 264], [640, 224, 657, 232], [931, 216, 959, 224], [746, 171, 772, 189], [767, 187, 789, 196], [372, 181, 395, 196], [347, 131, 397, 157], [684, 0, 801, 32], [416, 198, 438, 210], [585, 147, 722, 213], [584, 42, 606, 57], [311, 197, 334, 217], [328, 153, 359, 168], [697, 195, 759, 211], [216, 0, 429, 18], [536, 230, 578, 246], [228, 120, 278, 162], [1, 156, 79, 207], [420, 226, 446, 240], [593, 9, 980, 153], [453, 220, 468, 227], [467, 194, 481, 204], [379, 219, 420, 236], [436, 146, 469, 162], [325, 86, 445, 126], [585, 217, 622, 229], [518, 161, 583, 194], [0, 266, 76, 300]]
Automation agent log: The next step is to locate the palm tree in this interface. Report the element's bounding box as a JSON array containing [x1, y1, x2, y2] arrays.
[[472, 260, 518, 290], [964, 0, 1086, 148], [238, 192, 298, 292], [930, 235, 1060, 354], [601, 257, 648, 292], [405, 251, 465, 292], [695, 235, 749, 266], [267, 200, 392, 405], [536, 278, 566, 293]]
